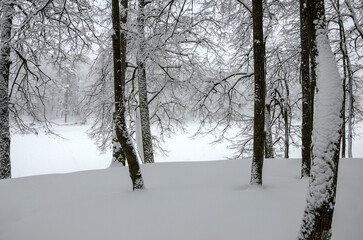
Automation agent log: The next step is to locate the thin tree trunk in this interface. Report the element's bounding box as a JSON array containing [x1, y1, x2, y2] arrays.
[[337, 1, 354, 158], [307, 0, 317, 135], [265, 99, 274, 158], [112, 0, 144, 189], [250, 0, 265, 185], [284, 78, 290, 159], [265, 54, 274, 159], [300, 0, 312, 177], [137, 0, 154, 163], [64, 85, 69, 123], [0, 2, 13, 179], [337, 0, 346, 158], [298, 0, 343, 239], [346, 55, 353, 158]]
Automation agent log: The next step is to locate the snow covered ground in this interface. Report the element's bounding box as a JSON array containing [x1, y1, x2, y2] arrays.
[[10, 122, 237, 178], [2, 122, 363, 240], [1, 158, 363, 239]]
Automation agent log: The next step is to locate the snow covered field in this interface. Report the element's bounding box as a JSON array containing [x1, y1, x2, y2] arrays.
[[10, 123, 237, 178], [2, 123, 363, 240], [1, 158, 363, 239], [10, 122, 363, 177]]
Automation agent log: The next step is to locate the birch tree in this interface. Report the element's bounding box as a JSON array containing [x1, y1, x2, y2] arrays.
[[298, 0, 343, 238]]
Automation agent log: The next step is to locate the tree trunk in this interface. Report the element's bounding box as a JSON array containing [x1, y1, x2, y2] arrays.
[[64, 85, 69, 123], [335, 1, 354, 159], [137, 0, 154, 164], [298, 1, 343, 239], [250, 0, 265, 185], [265, 99, 274, 158], [346, 55, 353, 158], [112, 129, 126, 166], [112, 0, 144, 189], [307, 0, 317, 138], [337, 0, 346, 158], [284, 77, 290, 159], [300, 0, 312, 177], [0, 2, 13, 179]]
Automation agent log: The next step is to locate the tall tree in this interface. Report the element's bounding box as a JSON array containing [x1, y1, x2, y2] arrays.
[[112, 0, 144, 189], [136, 0, 154, 163], [300, 0, 312, 177], [0, 1, 13, 179], [250, 0, 266, 185], [298, 0, 343, 239]]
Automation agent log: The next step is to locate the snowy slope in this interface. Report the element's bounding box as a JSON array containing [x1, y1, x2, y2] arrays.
[[1, 158, 362, 240]]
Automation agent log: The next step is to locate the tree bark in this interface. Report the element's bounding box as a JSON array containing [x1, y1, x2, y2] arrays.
[[0, 2, 13, 179], [265, 100, 274, 158], [112, 129, 126, 166], [300, 0, 312, 177], [250, 0, 265, 185], [112, 0, 144, 189], [298, 0, 343, 239], [136, 0, 154, 163]]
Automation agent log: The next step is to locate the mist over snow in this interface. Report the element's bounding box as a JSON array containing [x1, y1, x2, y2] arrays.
[[9, 121, 363, 178]]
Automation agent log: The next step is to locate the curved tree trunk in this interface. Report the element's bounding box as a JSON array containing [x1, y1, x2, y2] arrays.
[[0, 2, 13, 179], [112, 0, 144, 189], [298, 1, 343, 239]]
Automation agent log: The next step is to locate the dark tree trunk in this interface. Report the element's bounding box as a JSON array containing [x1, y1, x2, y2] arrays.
[[0, 2, 13, 179], [300, 0, 311, 177], [265, 101, 274, 158], [298, 0, 343, 239], [136, 0, 154, 163], [283, 77, 290, 159], [111, 0, 127, 167], [112, 131, 126, 166], [337, 0, 346, 158], [250, 0, 265, 185], [307, 0, 317, 137], [112, 0, 144, 189], [346, 49, 353, 158]]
